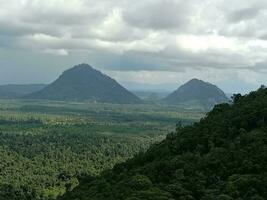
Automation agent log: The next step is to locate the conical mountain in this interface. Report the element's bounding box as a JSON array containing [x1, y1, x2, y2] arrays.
[[164, 78, 228, 106], [25, 64, 141, 104]]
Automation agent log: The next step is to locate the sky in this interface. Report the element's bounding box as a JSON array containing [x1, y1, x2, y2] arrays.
[[0, 0, 267, 93]]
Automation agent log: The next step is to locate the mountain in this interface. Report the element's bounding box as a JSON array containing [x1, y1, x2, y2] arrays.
[[60, 88, 267, 200], [25, 64, 141, 104], [163, 79, 228, 108], [0, 84, 46, 99]]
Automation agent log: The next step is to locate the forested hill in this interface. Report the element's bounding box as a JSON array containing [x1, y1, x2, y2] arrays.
[[164, 79, 228, 108], [25, 64, 141, 104], [60, 88, 267, 200]]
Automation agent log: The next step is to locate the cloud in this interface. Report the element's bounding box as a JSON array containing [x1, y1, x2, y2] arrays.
[[217, 0, 267, 39], [122, 0, 195, 31], [43, 48, 69, 56], [227, 6, 262, 23], [0, 0, 267, 92]]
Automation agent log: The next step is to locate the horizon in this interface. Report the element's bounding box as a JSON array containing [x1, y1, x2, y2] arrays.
[[0, 63, 261, 94]]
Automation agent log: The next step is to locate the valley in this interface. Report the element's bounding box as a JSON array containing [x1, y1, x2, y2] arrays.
[[0, 99, 204, 199]]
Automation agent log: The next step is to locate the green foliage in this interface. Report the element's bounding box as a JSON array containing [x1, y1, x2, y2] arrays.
[[127, 175, 153, 190], [163, 79, 228, 109], [0, 99, 202, 199], [61, 88, 267, 200]]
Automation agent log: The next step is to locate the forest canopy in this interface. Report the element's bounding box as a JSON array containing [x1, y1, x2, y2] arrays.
[[60, 88, 267, 200]]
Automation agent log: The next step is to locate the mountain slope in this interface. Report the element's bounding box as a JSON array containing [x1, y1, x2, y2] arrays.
[[0, 84, 46, 99], [25, 64, 141, 104], [60, 88, 267, 200], [164, 79, 228, 107]]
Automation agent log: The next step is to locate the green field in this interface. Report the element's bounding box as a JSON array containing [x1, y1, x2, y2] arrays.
[[0, 99, 204, 199]]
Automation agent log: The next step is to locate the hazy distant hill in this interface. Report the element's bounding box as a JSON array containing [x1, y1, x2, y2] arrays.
[[132, 90, 170, 101], [0, 84, 46, 99], [25, 64, 141, 104], [163, 79, 228, 108]]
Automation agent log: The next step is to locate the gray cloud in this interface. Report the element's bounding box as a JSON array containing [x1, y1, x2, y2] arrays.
[[227, 6, 263, 23], [123, 0, 194, 31], [217, 0, 267, 39], [0, 0, 267, 92]]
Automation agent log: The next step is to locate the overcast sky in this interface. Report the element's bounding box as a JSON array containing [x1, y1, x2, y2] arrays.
[[1, 0, 267, 93]]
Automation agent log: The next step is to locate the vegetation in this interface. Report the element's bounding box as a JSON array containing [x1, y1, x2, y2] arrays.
[[61, 88, 267, 200], [0, 99, 203, 199], [164, 79, 228, 109]]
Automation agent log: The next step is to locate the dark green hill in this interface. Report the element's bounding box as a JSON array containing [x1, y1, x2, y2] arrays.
[[164, 79, 228, 108], [0, 84, 46, 99], [25, 64, 141, 104], [60, 88, 267, 200]]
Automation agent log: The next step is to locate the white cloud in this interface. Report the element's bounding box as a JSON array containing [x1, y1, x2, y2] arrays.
[[43, 48, 69, 56]]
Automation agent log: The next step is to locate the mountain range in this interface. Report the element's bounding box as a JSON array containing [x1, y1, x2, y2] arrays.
[[0, 64, 229, 108]]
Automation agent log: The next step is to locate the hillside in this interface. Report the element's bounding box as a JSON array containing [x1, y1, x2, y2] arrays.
[[0, 84, 46, 99], [25, 64, 141, 104], [164, 79, 228, 108], [60, 88, 267, 200]]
